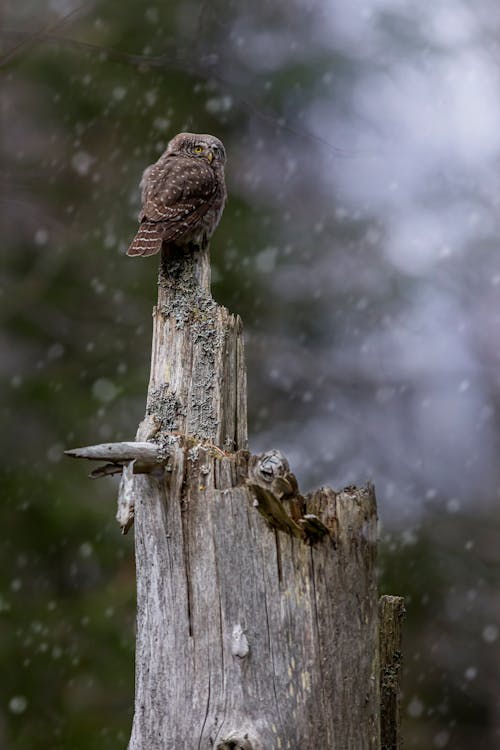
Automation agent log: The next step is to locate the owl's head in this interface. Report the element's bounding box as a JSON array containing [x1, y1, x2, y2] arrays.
[[167, 132, 226, 166]]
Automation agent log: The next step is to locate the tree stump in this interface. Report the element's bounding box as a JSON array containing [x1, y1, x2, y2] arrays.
[[66, 243, 403, 749], [379, 595, 406, 750]]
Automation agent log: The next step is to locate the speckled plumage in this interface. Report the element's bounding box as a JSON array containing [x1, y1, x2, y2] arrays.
[[127, 132, 227, 257]]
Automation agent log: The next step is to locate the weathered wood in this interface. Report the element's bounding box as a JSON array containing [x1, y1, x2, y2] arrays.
[[65, 237, 401, 747], [379, 595, 406, 750], [117, 460, 137, 534], [129, 444, 379, 749], [64, 441, 159, 462], [89, 463, 124, 479], [136, 243, 247, 451], [247, 450, 330, 543], [125, 244, 381, 749], [65, 441, 164, 493]]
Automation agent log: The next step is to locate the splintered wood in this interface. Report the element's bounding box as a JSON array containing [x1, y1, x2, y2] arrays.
[[129, 442, 379, 749], [66, 241, 403, 750]]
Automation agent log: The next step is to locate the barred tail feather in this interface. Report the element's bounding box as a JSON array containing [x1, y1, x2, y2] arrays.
[[127, 222, 162, 257]]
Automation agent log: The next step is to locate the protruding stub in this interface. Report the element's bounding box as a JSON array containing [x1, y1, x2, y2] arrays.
[[64, 441, 160, 463], [89, 463, 124, 479], [117, 461, 136, 535], [248, 450, 304, 537], [231, 624, 250, 659], [247, 483, 302, 538], [379, 595, 406, 750], [216, 733, 254, 750], [298, 513, 330, 544], [249, 450, 297, 495]]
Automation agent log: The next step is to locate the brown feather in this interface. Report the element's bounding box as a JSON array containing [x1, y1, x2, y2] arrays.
[[127, 133, 227, 259], [127, 222, 163, 257]]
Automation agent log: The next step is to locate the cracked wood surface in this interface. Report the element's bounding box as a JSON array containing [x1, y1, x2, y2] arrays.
[[64, 441, 159, 462], [126, 243, 381, 749], [379, 595, 406, 750], [129, 444, 379, 749], [137, 242, 247, 451]]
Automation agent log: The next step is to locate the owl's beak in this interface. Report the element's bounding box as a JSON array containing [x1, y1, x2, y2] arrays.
[[206, 150, 214, 164]]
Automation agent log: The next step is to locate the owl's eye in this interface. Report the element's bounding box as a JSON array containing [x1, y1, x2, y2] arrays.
[[193, 145, 203, 154]]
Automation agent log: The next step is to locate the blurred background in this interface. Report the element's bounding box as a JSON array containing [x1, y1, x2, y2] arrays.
[[1, 0, 499, 747]]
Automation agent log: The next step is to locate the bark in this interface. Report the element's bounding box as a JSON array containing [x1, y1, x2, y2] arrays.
[[65, 442, 159, 462], [136, 243, 247, 451], [126, 244, 380, 750], [65, 241, 404, 748], [379, 595, 406, 750], [129, 446, 379, 749]]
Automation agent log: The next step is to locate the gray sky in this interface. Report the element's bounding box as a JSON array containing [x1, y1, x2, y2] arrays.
[[248, 0, 500, 521]]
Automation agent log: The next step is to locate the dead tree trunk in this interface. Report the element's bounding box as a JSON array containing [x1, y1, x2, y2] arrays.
[[66, 243, 403, 749], [379, 595, 406, 750]]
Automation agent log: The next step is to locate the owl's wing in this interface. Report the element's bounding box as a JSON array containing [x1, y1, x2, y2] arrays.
[[140, 155, 217, 242], [139, 163, 155, 205]]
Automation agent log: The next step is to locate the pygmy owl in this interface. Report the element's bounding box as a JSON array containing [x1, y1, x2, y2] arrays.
[[127, 132, 227, 257]]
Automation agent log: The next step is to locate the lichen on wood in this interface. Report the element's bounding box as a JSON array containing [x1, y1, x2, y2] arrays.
[[129, 442, 379, 749], [137, 243, 247, 451], [379, 594, 406, 749], [65, 237, 403, 749]]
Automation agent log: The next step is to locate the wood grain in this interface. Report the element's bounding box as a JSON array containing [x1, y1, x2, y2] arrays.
[[136, 243, 247, 451], [126, 243, 381, 749], [129, 445, 380, 749], [379, 595, 406, 750]]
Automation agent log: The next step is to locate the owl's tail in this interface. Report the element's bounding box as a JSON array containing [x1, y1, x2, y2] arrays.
[[127, 222, 163, 257]]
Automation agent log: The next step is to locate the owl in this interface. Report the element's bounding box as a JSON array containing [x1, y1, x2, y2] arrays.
[[127, 132, 227, 257]]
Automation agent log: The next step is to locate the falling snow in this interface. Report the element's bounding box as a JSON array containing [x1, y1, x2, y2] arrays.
[[205, 95, 233, 114], [92, 378, 119, 403], [71, 150, 94, 176], [112, 86, 127, 101], [407, 696, 424, 718], [482, 625, 498, 643], [9, 696, 28, 715]]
